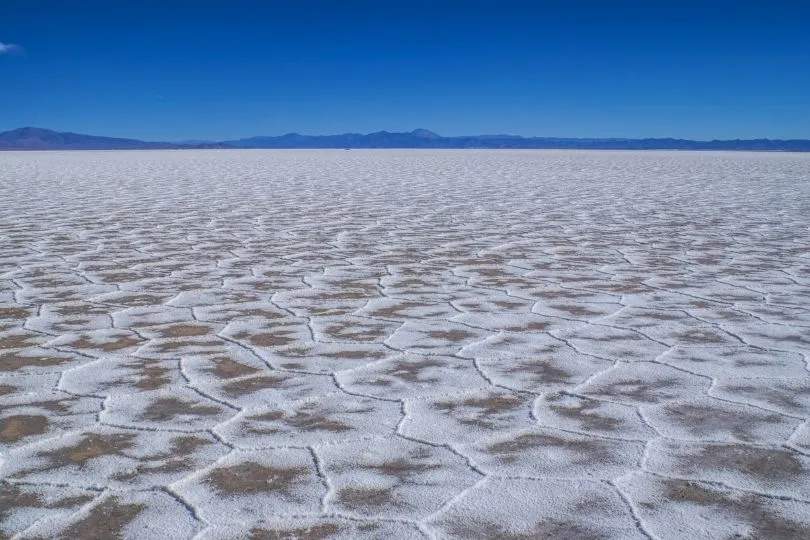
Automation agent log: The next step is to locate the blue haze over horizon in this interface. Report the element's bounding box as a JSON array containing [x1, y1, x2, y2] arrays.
[[1, 0, 809, 141]]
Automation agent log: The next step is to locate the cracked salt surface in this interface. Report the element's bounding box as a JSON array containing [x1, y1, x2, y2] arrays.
[[1, 149, 809, 538]]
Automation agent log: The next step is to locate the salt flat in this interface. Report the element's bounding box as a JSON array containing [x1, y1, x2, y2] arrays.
[[1, 149, 809, 539]]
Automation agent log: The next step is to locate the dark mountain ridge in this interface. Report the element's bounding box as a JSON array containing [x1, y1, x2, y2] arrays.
[[0, 128, 230, 150], [1, 127, 808, 151]]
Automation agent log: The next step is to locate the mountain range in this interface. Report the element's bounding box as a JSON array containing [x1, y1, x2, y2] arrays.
[[0, 127, 228, 150], [1, 127, 809, 151]]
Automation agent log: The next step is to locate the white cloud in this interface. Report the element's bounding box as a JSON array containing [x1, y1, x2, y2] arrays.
[[0, 42, 24, 55]]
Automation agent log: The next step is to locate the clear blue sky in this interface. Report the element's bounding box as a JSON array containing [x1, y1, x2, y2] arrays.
[[2, 1, 808, 140]]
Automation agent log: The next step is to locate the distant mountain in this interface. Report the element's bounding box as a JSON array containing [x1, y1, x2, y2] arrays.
[[224, 131, 810, 151], [0, 128, 231, 150], [175, 139, 218, 145], [1, 127, 808, 151], [410, 128, 442, 139], [228, 129, 446, 149]]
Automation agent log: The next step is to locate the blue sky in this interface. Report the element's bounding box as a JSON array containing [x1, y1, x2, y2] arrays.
[[1, 1, 808, 140]]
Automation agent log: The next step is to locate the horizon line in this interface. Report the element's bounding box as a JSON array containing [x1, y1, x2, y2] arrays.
[[4, 126, 810, 144]]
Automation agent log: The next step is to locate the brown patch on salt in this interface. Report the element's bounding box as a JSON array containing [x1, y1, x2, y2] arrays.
[[99, 271, 147, 283], [114, 435, 214, 480], [388, 278, 430, 288], [367, 301, 423, 319], [0, 333, 44, 349], [587, 377, 682, 404], [279, 346, 311, 357], [506, 360, 572, 384], [661, 479, 810, 539], [640, 310, 684, 321], [435, 393, 524, 428], [0, 351, 72, 372], [307, 306, 356, 316], [252, 406, 352, 433], [335, 486, 398, 510], [249, 523, 342, 540], [38, 433, 137, 468], [321, 321, 393, 342], [206, 462, 308, 496], [676, 329, 729, 344], [0, 483, 43, 520], [722, 384, 805, 414], [204, 357, 260, 379], [492, 300, 528, 309], [387, 358, 444, 383], [486, 432, 608, 465], [689, 300, 714, 309], [152, 338, 223, 352], [50, 303, 110, 316], [691, 444, 804, 481], [159, 324, 211, 338], [50, 493, 96, 508], [505, 321, 550, 332], [330, 279, 379, 291], [588, 331, 644, 343], [445, 519, 602, 540], [139, 397, 221, 422], [22, 398, 73, 415], [63, 497, 144, 539], [427, 329, 475, 342], [113, 435, 214, 480], [598, 282, 650, 294], [550, 304, 603, 316], [313, 291, 369, 301], [662, 403, 782, 442], [280, 362, 306, 370], [323, 349, 387, 360], [0, 414, 49, 442], [242, 308, 284, 320], [110, 294, 169, 307], [369, 456, 440, 482], [167, 435, 213, 456], [246, 332, 296, 347], [0, 306, 32, 319], [70, 333, 143, 351], [222, 374, 288, 397], [536, 289, 592, 300], [546, 395, 620, 431], [129, 359, 172, 390]]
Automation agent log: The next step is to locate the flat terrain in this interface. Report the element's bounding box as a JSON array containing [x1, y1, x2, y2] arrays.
[[1, 149, 809, 539]]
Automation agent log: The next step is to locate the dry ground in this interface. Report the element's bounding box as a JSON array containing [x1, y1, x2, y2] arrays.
[[1, 149, 809, 539]]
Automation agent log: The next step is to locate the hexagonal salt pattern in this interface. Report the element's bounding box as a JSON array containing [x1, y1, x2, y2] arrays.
[[1, 149, 809, 538]]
